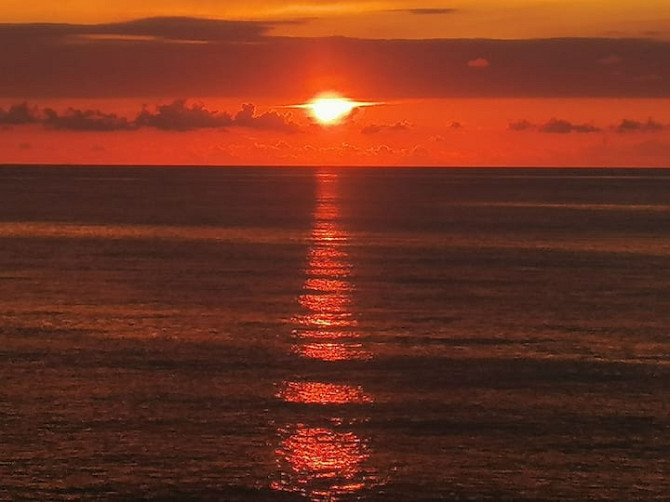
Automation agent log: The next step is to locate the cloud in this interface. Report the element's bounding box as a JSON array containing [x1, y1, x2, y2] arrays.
[[508, 118, 601, 133], [0, 102, 39, 124], [136, 101, 299, 132], [614, 118, 666, 133], [0, 17, 281, 44], [0, 100, 300, 133], [2, 21, 670, 98], [136, 100, 232, 131], [539, 118, 600, 134], [402, 8, 458, 15], [467, 58, 490, 68], [233, 104, 300, 133], [44, 108, 135, 131], [598, 54, 623, 66], [508, 119, 535, 131], [97, 17, 271, 42], [361, 121, 411, 135]]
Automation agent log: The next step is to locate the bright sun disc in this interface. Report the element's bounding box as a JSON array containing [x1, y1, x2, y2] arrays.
[[296, 93, 378, 125], [309, 97, 357, 124]]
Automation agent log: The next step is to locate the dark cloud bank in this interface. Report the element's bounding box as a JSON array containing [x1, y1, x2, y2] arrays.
[[0, 100, 300, 132], [508, 118, 668, 134], [0, 17, 669, 98], [2, 101, 666, 136]]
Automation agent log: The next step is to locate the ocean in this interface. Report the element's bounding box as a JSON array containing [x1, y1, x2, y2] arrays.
[[1, 166, 669, 501]]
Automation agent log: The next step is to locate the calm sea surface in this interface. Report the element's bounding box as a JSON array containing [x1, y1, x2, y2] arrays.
[[1, 166, 669, 501]]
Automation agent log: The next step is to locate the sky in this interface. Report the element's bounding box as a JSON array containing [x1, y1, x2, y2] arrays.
[[1, 1, 670, 166]]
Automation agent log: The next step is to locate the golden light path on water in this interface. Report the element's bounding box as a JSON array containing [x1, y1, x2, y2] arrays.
[[272, 171, 379, 500]]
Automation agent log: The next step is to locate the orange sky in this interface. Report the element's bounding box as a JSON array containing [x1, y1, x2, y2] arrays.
[[4, 1, 670, 39], [1, 1, 669, 166]]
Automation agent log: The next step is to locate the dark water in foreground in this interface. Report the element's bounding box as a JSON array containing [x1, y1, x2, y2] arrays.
[[1, 166, 669, 501]]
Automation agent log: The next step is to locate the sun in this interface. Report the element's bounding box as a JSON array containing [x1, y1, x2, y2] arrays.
[[298, 93, 376, 125], [309, 96, 357, 124]]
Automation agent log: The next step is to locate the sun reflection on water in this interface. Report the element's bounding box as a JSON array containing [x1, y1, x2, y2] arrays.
[[293, 342, 372, 362], [273, 170, 379, 500], [278, 381, 373, 405], [271, 424, 372, 501]]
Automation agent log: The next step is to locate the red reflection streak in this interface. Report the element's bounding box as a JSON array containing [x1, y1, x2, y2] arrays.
[[278, 381, 373, 405], [271, 424, 371, 501], [293, 330, 356, 340], [299, 292, 351, 313], [293, 177, 362, 340], [273, 172, 378, 500], [304, 278, 351, 293], [293, 342, 372, 362], [312, 222, 347, 242], [307, 247, 351, 278], [294, 314, 356, 329]]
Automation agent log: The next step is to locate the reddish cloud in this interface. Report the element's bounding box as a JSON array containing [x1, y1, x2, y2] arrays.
[[136, 100, 232, 131], [467, 58, 490, 68], [2, 18, 670, 98], [402, 9, 459, 15], [508, 119, 534, 131], [233, 104, 300, 133], [598, 54, 623, 66], [44, 108, 136, 131], [361, 121, 411, 134], [0, 102, 40, 124], [508, 118, 600, 133], [0, 100, 300, 133], [511, 117, 670, 135], [539, 118, 600, 134], [614, 118, 666, 133], [1, 17, 279, 43], [135, 100, 299, 132]]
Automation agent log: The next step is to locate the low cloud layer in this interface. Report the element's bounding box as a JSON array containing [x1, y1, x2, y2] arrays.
[[0, 102, 39, 125], [44, 108, 135, 131], [509, 117, 668, 134], [614, 118, 666, 133], [0, 100, 300, 133], [361, 121, 412, 135], [539, 118, 600, 134], [136, 100, 232, 131], [232, 104, 301, 133]]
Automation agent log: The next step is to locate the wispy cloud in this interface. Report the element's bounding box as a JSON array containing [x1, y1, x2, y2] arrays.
[[398, 8, 458, 15], [0, 17, 279, 43]]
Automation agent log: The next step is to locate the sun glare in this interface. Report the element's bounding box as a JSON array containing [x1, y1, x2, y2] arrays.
[[310, 97, 356, 124], [299, 93, 376, 125]]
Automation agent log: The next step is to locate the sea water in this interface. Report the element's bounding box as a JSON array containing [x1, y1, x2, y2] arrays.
[[1, 166, 669, 501]]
